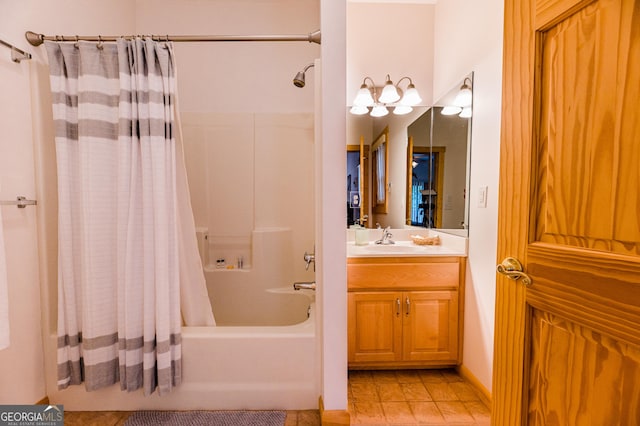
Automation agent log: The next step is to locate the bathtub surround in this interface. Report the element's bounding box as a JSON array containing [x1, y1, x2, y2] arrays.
[[173, 89, 217, 328], [181, 112, 316, 283], [45, 37, 212, 396], [0, 208, 8, 350]]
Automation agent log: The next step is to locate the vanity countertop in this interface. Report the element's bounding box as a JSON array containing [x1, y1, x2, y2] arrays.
[[347, 228, 468, 258]]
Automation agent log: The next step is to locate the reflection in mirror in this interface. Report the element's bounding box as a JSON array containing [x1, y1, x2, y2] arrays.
[[346, 74, 472, 232], [407, 73, 473, 235], [347, 137, 369, 227], [371, 127, 389, 214]]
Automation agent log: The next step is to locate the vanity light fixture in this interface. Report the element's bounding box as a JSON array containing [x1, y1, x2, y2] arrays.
[[350, 75, 422, 117], [393, 105, 413, 115], [441, 77, 473, 117], [379, 75, 401, 103], [454, 77, 473, 107], [353, 77, 376, 107], [441, 106, 463, 115], [370, 104, 389, 117], [459, 106, 472, 118], [350, 105, 369, 115]]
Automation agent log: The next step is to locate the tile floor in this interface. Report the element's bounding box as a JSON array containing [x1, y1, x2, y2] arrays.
[[62, 368, 489, 425], [348, 368, 491, 425]]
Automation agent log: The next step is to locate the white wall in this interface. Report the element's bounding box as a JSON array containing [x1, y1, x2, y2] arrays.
[[347, 2, 434, 108], [0, 11, 44, 403], [135, 0, 320, 114], [346, 3, 434, 229], [0, 0, 138, 404], [319, 1, 348, 411], [434, 0, 504, 392]]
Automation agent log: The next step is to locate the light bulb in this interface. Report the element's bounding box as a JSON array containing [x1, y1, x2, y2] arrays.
[[459, 107, 472, 118], [441, 106, 462, 115], [370, 105, 389, 117], [353, 84, 374, 107], [393, 105, 413, 115], [454, 83, 472, 107], [400, 84, 422, 106], [350, 105, 369, 115], [378, 76, 400, 103]]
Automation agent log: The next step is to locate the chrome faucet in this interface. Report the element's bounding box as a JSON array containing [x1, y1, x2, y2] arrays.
[[293, 281, 316, 291], [375, 226, 395, 245]]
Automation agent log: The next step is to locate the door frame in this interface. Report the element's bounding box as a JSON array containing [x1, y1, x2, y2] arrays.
[[492, 0, 538, 423]]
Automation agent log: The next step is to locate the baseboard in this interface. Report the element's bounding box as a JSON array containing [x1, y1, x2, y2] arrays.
[[456, 364, 492, 407], [36, 396, 50, 405], [319, 396, 351, 426]]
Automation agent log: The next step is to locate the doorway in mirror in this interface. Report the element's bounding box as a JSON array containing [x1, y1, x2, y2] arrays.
[[408, 147, 444, 228], [347, 139, 370, 227]]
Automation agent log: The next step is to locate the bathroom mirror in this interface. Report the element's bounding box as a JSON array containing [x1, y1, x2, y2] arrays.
[[371, 127, 389, 214], [407, 73, 473, 234], [347, 138, 369, 227], [345, 74, 472, 234]]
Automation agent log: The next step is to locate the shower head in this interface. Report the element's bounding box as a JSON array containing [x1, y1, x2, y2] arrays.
[[293, 63, 315, 88], [293, 71, 306, 88]]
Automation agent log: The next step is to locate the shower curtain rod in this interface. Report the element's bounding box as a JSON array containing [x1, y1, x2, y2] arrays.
[[0, 38, 31, 63], [25, 30, 321, 46]]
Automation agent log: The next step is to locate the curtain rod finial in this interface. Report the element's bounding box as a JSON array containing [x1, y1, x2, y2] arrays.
[[308, 30, 321, 45], [25, 31, 44, 47]]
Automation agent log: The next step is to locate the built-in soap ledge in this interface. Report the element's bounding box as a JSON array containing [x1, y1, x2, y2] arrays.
[[346, 228, 467, 257], [204, 263, 252, 273]]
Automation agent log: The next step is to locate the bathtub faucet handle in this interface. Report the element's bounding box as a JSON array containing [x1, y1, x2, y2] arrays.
[[303, 251, 315, 271], [293, 281, 316, 291]]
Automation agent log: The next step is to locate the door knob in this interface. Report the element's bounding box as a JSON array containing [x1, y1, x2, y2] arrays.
[[496, 257, 533, 286]]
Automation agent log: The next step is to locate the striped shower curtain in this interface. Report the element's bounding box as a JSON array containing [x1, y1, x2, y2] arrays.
[[45, 38, 213, 396]]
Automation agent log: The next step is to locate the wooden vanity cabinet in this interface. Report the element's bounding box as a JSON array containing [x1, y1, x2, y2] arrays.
[[347, 256, 465, 368]]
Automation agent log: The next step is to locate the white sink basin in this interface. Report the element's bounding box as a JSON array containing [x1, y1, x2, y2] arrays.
[[347, 229, 468, 257], [347, 241, 447, 257], [360, 244, 430, 254]]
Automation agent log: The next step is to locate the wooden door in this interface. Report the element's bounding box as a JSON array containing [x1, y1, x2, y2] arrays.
[[494, 0, 640, 424], [359, 135, 367, 225], [403, 291, 458, 363], [348, 291, 403, 363], [347, 139, 370, 227]]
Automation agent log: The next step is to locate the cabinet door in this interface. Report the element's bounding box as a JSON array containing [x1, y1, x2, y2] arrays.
[[403, 291, 458, 362], [348, 292, 403, 363]]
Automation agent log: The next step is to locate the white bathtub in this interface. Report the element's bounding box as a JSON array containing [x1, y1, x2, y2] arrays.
[[180, 302, 317, 409], [46, 300, 317, 411], [178, 302, 316, 410], [46, 227, 318, 410]]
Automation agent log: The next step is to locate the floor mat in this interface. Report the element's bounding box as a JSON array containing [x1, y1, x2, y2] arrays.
[[124, 410, 287, 426]]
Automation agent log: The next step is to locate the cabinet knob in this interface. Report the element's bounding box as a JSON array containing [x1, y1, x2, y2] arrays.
[[405, 296, 410, 316], [396, 298, 401, 316]]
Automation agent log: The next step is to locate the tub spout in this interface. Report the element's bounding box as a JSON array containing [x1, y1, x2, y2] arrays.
[[293, 281, 316, 291]]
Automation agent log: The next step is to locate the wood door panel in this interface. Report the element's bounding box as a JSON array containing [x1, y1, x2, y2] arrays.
[[348, 292, 403, 363], [528, 310, 640, 425], [527, 244, 640, 348], [535, 0, 597, 29], [496, 0, 640, 423], [403, 291, 458, 362], [534, 0, 640, 255]]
